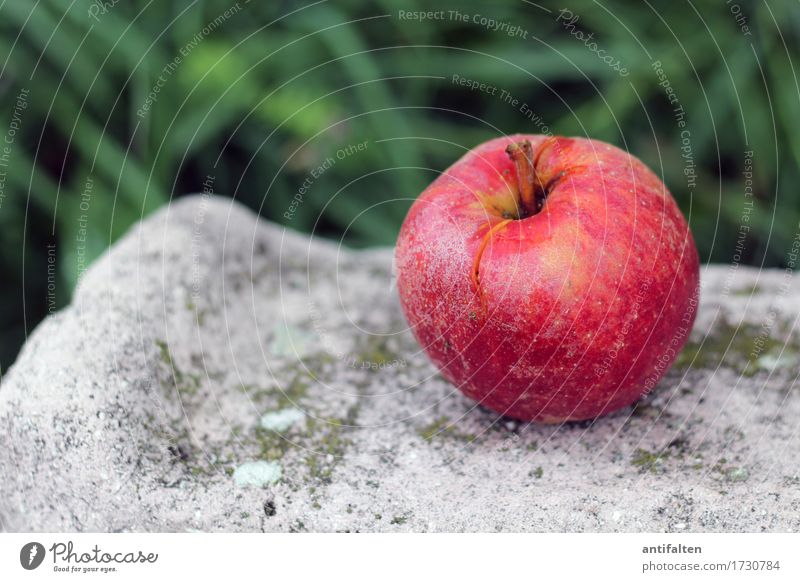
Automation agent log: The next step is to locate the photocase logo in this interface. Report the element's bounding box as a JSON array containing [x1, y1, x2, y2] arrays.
[[20, 542, 45, 570]]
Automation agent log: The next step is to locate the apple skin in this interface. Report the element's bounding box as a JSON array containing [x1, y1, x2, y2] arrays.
[[395, 134, 700, 423]]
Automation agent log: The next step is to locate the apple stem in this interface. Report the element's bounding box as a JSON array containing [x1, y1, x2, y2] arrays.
[[506, 138, 552, 216], [505, 140, 541, 216]]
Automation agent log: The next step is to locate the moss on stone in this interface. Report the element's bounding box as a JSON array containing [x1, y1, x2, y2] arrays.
[[254, 427, 293, 462], [423, 418, 458, 440], [390, 515, 409, 525], [356, 334, 405, 369], [276, 373, 311, 407], [417, 417, 453, 440], [155, 339, 202, 396], [303, 416, 352, 484], [361, 344, 389, 366], [674, 320, 798, 376], [185, 300, 207, 325], [234, 368, 361, 493], [732, 284, 762, 296], [631, 448, 670, 473], [631, 402, 666, 420], [417, 416, 476, 443]]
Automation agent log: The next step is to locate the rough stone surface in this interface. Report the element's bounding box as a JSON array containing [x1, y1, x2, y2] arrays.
[[1, 195, 799, 532]]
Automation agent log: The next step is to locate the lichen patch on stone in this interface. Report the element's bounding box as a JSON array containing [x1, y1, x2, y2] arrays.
[[260, 408, 306, 432], [233, 461, 283, 488]]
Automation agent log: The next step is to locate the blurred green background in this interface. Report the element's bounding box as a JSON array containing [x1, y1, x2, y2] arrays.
[[0, 0, 797, 373]]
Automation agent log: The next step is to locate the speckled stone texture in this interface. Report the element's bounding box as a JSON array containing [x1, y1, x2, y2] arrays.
[[1, 195, 798, 532]]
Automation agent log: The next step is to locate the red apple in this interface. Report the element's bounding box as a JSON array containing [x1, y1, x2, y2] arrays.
[[395, 135, 699, 423]]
